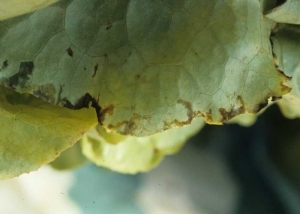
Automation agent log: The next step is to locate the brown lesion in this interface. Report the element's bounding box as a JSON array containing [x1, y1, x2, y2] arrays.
[[217, 95, 246, 122], [275, 68, 292, 93], [177, 99, 193, 123], [107, 113, 151, 135], [99, 104, 114, 125], [219, 106, 245, 122], [163, 99, 194, 130]]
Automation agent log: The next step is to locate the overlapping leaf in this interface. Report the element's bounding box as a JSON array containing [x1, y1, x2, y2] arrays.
[[0, 85, 97, 179], [271, 25, 300, 118], [0, 0, 58, 21], [81, 118, 205, 173], [265, 0, 300, 24]]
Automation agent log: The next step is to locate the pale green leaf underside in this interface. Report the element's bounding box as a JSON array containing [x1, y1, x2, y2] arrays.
[[49, 140, 88, 170], [0, 0, 290, 136], [81, 118, 205, 174], [225, 113, 258, 127], [272, 25, 300, 118], [0, 0, 58, 21], [265, 0, 300, 24], [0, 85, 97, 180]]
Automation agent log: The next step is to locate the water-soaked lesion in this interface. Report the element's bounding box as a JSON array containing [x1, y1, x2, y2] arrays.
[[5, 61, 34, 89], [32, 83, 56, 104]]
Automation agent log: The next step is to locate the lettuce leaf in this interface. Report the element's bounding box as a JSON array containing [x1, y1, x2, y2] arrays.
[[0, 0, 290, 136]]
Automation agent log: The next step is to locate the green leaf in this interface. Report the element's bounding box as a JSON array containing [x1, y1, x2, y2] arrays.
[[81, 118, 205, 174], [0, 0, 290, 136], [271, 25, 300, 118], [265, 0, 300, 24], [0, 85, 97, 180], [49, 140, 88, 170], [0, 0, 58, 21]]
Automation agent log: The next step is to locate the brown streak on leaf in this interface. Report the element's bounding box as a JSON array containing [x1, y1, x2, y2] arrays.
[[107, 113, 151, 135], [93, 63, 98, 78], [177, 99, 193, 123], [163, 99, 194, 130]]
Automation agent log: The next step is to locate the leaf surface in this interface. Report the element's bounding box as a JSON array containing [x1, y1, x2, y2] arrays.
[[0, 0, 290, 136], [0, 85, 97, 179], [81, 118, 205, 173]]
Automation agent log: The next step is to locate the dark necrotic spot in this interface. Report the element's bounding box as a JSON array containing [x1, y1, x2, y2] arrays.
[[66, 47, 73, 57], [2, 60, 8, 69], [93, 63, 98, 78], [7, 61, 34, 88]]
